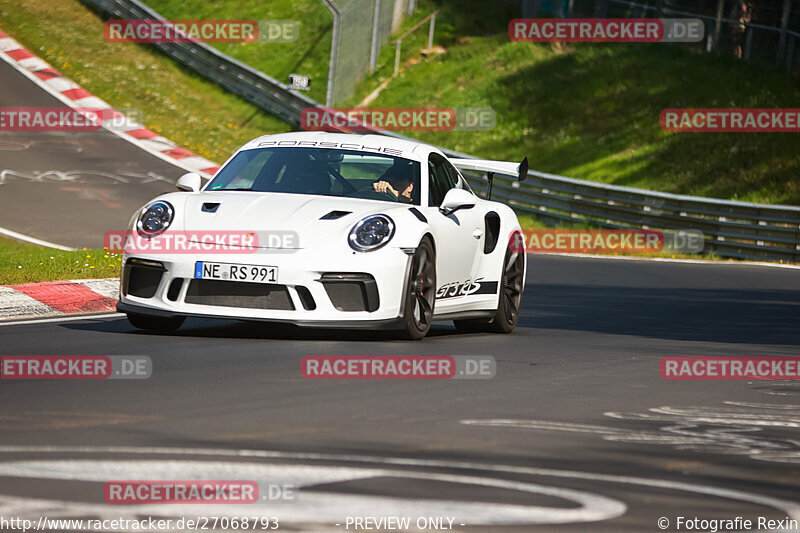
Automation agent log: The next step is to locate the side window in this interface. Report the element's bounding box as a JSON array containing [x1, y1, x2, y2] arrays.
[[443, 161, 472, 193], [428, 161, 444, 206], [428, 154, 454, 206]]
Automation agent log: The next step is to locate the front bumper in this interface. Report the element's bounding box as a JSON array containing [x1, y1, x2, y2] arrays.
[[117, 247, 412, 328]]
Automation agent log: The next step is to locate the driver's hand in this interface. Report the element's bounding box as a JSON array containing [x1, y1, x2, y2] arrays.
[[373, 181, 399, 197]]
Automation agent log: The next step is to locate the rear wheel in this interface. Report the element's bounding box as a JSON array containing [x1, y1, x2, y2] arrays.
[[453, 241, 524, 334], [127, 312, 185, 333], [399, 238, 436, 340]]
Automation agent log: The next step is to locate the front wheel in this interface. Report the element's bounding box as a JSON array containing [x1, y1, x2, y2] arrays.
[[399, 238, 436, 340], [127, 312, 185, 333], [453, 241, 524, 334]]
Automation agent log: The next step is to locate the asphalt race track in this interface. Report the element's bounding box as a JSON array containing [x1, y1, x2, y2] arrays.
[[0, 60, 188, 249], [2, 35, 800, 533], [1, 256, 799, 532]]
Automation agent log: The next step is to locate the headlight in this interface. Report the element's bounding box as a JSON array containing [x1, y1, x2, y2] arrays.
[[348, 214, 395, 252], [136, 201, 174, 237]]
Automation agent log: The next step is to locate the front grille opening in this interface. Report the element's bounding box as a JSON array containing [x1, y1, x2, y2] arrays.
[[320, 273, 379, 312], [185, 280, 295, 310], [295, 285, 317, 310], [123, 265, 163, 299], [166, 278, 184, 301]]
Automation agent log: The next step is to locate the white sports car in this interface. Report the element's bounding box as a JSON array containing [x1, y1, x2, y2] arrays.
[[117, 132, 527, 340]]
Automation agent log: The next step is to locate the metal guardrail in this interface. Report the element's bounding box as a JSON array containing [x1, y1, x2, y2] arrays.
[[80, 0, 319, 126], [456, 166, 800, 262], [80, 0, 800, 262], [78, 0, 465, 154]]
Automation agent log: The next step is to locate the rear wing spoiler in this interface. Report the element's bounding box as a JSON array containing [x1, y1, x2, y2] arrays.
[[450, 157, 528, 200]]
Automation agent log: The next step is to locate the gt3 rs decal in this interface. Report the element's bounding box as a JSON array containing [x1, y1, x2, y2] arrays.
[[436, 278, 499, 300]]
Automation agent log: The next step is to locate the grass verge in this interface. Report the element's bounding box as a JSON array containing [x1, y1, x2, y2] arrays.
[[0, 237, 120, 285], [144, 0, 332, 105], [346, 0, 800, 205]]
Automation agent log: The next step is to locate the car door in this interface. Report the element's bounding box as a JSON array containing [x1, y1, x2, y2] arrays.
[[423, 153, 484, 305]]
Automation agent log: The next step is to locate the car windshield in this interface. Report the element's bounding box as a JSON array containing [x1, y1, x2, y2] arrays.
[[206, 147, 422, 205]]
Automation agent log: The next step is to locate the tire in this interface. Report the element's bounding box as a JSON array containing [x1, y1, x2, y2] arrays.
[[127, 312, 185, 333], [399, 238, 436, 340], [453, 241, 524, 334]]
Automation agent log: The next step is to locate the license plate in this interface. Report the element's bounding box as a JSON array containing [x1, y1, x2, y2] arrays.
[[194, 262, 278, 284]]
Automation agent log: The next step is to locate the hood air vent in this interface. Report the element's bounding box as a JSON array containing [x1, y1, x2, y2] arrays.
[[320, 210, 351, 220]]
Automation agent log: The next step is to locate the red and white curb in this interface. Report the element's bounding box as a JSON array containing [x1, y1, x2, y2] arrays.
[[0, 26, 219, 177], [0, 278, 119, 321]]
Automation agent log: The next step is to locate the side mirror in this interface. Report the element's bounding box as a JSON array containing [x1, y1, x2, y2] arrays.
[[439, 188, 476, 217], [176, 172, 201, 192]]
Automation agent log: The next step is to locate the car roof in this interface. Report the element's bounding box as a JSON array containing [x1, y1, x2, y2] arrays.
[[238, 131, 440, 162]]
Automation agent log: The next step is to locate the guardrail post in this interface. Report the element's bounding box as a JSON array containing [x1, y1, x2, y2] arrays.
[[427, 12, 436, 51], [370, 0, 381, 73]]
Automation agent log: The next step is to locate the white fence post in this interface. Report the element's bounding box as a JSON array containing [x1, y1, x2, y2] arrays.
[[369, 0, 381, 72]]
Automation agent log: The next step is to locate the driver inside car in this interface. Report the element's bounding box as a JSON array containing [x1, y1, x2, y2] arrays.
[[372, 161, 416, 203]]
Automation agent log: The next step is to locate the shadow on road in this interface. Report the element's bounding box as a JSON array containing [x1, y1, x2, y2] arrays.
[[521, 284, 800, 345], [62, 315, 464, 342]]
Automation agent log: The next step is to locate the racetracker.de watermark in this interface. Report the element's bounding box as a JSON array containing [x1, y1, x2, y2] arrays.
[[509, 18, 704, 42], [512, 229, 704, 254], [104, 481, 262, 504], [301, 107, 496, 132], [661, 109, 800, 132], [257, 20, 299, 43], [104, 19, 298, 44], [0, 516, 279, 532], [104, 19, 259, 43], [104, 230, 299, 254], [0, 107, 143, 132], [302, 356, 496, 379], [661, 357, 800, 380], [1, 356, 151, 380]]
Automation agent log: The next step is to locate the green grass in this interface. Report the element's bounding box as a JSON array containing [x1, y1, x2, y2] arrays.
[[111, 0, 800, 205], [5, 0, 795, 204], [345, 0, 800, 205], [0, 0, 290, 163], [144, 0, 332, 104], [0, 237, 120, 285]]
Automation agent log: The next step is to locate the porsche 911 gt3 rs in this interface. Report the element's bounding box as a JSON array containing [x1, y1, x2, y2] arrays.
[[117, 132, 527, 340]]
